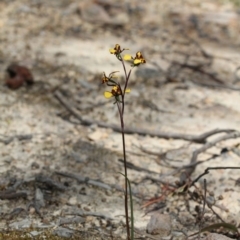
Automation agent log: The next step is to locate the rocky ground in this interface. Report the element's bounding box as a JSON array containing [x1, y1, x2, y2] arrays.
[[0, 0, 240, 239]]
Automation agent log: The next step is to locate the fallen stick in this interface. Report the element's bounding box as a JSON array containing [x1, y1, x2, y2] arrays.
[[54, 91, 235, 143], [179, 131, 240, 185]]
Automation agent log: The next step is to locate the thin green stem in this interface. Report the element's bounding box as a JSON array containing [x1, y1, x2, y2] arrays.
[[120, 55, 128, 83], [120, 55, 132, 115], [126, 176, 134, 240], [124, 69, 132, 93], [116, 101, 130, 240]]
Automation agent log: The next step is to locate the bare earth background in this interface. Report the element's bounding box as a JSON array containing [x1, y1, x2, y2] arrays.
[[0, 0, 240, 239]]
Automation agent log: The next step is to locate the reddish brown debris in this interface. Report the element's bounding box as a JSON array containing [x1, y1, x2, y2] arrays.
[[5, 64, 34, 89]]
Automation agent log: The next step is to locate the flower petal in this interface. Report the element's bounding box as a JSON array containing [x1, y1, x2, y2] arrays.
[[136, 51, 143, 58], [104, 91, 113, 98], [102, 73, 108, 83], [110, 74, 119, 79], [125, 89, 131, 93], [109, 49, 116, 54], [133, 59, 142, 65], [123, 54, 133, 61]]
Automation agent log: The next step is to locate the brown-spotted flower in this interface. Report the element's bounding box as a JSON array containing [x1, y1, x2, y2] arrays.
[[123, 51, 146, 66], [109, 44, 129, 60], [102, 72, 109, 84], [109, 44, 122, 55], [104, 85, 130, 99], [101, 71, 119, 84]]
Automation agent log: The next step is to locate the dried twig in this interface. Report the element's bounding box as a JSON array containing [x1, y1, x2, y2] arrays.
[[192, 79, 240, 91], [54, 91, 235, 143], [55, 171, 112, 191], [35, 175, 66, 191], [118, 159, 159, 174], [0, 134, 32, 145], [55, 171, 146, 198], [200, 179, 207, 225], [179, 131, 240, 185], [0, 191, 27, 200], [64, 209, 113, 220], [8, 208, 25, 220], [191, 166, 240, 187]]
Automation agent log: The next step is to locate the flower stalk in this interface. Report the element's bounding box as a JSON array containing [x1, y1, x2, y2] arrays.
[[102, 44, 146, 240]]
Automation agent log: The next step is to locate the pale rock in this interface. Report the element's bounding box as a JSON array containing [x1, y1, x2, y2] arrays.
[[147, 212, 172, 237], [35, 188, 45, 208], [79, 2, 111, 24], [29, 231, 42, 237], [68, 196, 78, 206], [9, 219, 31, 229], [53, 209, 62, 216], [111, 12, 129, 26], [203, 233, 233, 240], [203, 12, 238, 26], [53, 227, 74, 238], [88, 130, 109, 141]]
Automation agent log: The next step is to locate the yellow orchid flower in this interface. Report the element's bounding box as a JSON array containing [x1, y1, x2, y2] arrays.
[[101, 71, 119, 84], [123, 51, 146, 66], [109, 44, 129, 56], [104, 85, 130, 98], [109, 44, 122, 55], [102, 72, 109, 84], [134, 51, 146, 65]]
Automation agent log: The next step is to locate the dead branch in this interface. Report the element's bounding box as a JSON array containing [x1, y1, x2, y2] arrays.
[[8, 208, 25, 220], [55, 171, 112, 191], [64, 209, 113, 220], [55, 171, 146, 199], [54, 90, 235, 143], [0, 191, 27, 200], [118, 159, 159, 174], [0, 134, 32, 145], [35, 175, 66, 191], [192, 79, 240, 91], [179, 131, 240, 185], [191, 166, 240, 187]]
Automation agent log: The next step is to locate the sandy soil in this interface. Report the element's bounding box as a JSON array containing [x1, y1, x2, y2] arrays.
[[0, 0, 240, 239]]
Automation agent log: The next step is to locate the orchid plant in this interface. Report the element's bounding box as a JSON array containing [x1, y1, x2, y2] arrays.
[[101, 44, 146, 240]]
